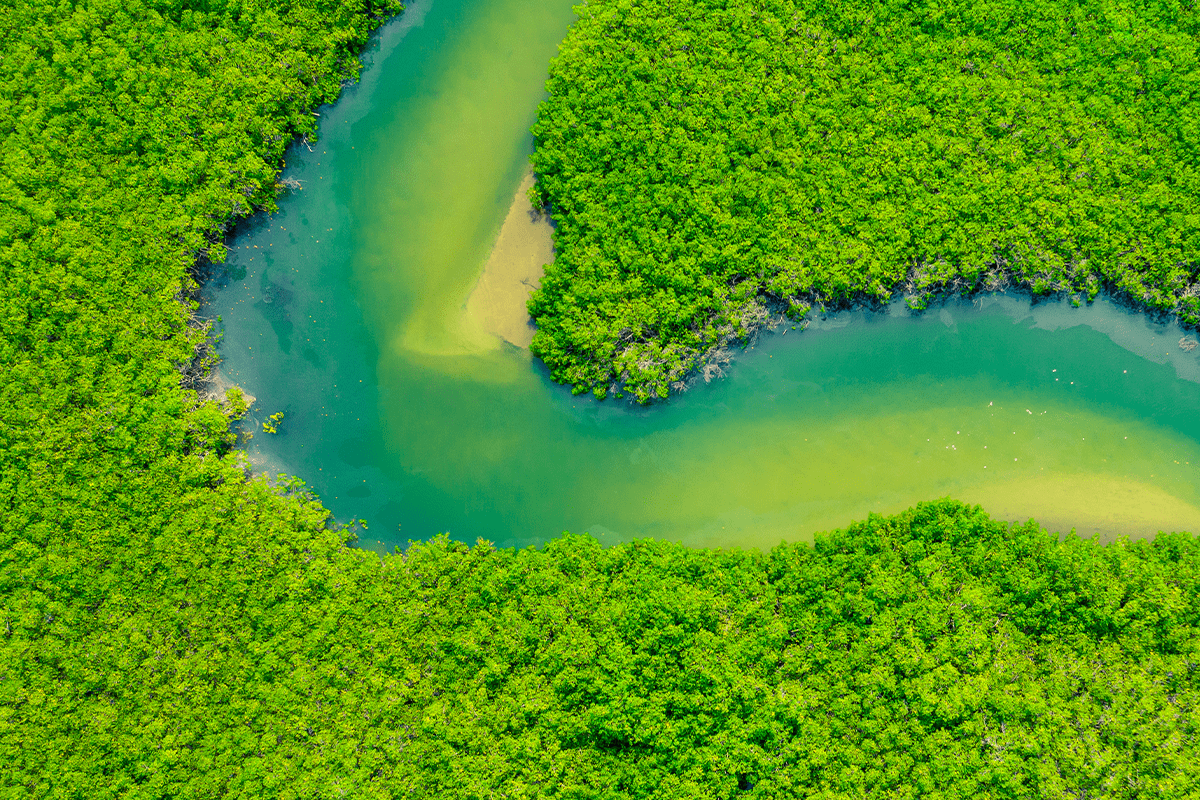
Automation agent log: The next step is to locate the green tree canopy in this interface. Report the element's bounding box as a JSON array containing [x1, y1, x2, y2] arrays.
[[6, 496, 1198, 796], [3, 0, 1198, 795], [530, 0, 1200, 400]]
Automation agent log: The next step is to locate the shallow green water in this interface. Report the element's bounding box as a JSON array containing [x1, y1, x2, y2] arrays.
[[205, 0, 1200, 552]]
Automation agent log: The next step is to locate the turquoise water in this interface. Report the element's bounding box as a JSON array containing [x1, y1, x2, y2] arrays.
[[204, 0, 1200, 552]]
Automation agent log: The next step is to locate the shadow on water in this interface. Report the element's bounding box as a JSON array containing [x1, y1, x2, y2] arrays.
[[204, 0, 1200, 552]]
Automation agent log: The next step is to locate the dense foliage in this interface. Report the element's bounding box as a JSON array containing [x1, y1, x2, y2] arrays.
[[0, 0, 401, 793], [530, 0, 1200, 400], [5, 0, 1200, 795], [382, 501, 1200, 797], [6, 498, 1200, 797]]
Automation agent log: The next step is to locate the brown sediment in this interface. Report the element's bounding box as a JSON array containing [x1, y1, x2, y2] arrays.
[[202, 368, 256, 407], [465, 170, 553, 348]]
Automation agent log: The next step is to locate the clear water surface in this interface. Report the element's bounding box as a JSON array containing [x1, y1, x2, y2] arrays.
[[204, 0, 1200, 552]]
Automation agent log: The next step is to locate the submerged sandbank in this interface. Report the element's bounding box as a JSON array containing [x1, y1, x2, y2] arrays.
[[465, 170, 552, 348], [963, 474, 1200, 541]]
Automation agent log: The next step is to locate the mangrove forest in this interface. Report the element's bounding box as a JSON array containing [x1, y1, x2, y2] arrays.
[[2, 0, 1199, 796]]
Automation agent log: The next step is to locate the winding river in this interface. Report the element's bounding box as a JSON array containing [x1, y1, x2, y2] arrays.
[[204, 0, 1200, 552]]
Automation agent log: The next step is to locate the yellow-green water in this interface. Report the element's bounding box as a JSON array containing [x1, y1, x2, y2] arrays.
[[205, 0, 1200, 551]]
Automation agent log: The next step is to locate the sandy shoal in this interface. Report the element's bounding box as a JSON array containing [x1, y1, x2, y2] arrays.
[[465, 170, 553, 348], [960, 474, 1200, 540]]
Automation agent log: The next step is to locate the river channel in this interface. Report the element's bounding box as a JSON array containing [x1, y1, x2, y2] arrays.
[[203, 0, 1200, 552]]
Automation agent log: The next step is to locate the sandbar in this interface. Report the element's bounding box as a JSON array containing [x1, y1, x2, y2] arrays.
[[961, 474, 1200, 541], [465, 170, 553, 348]]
